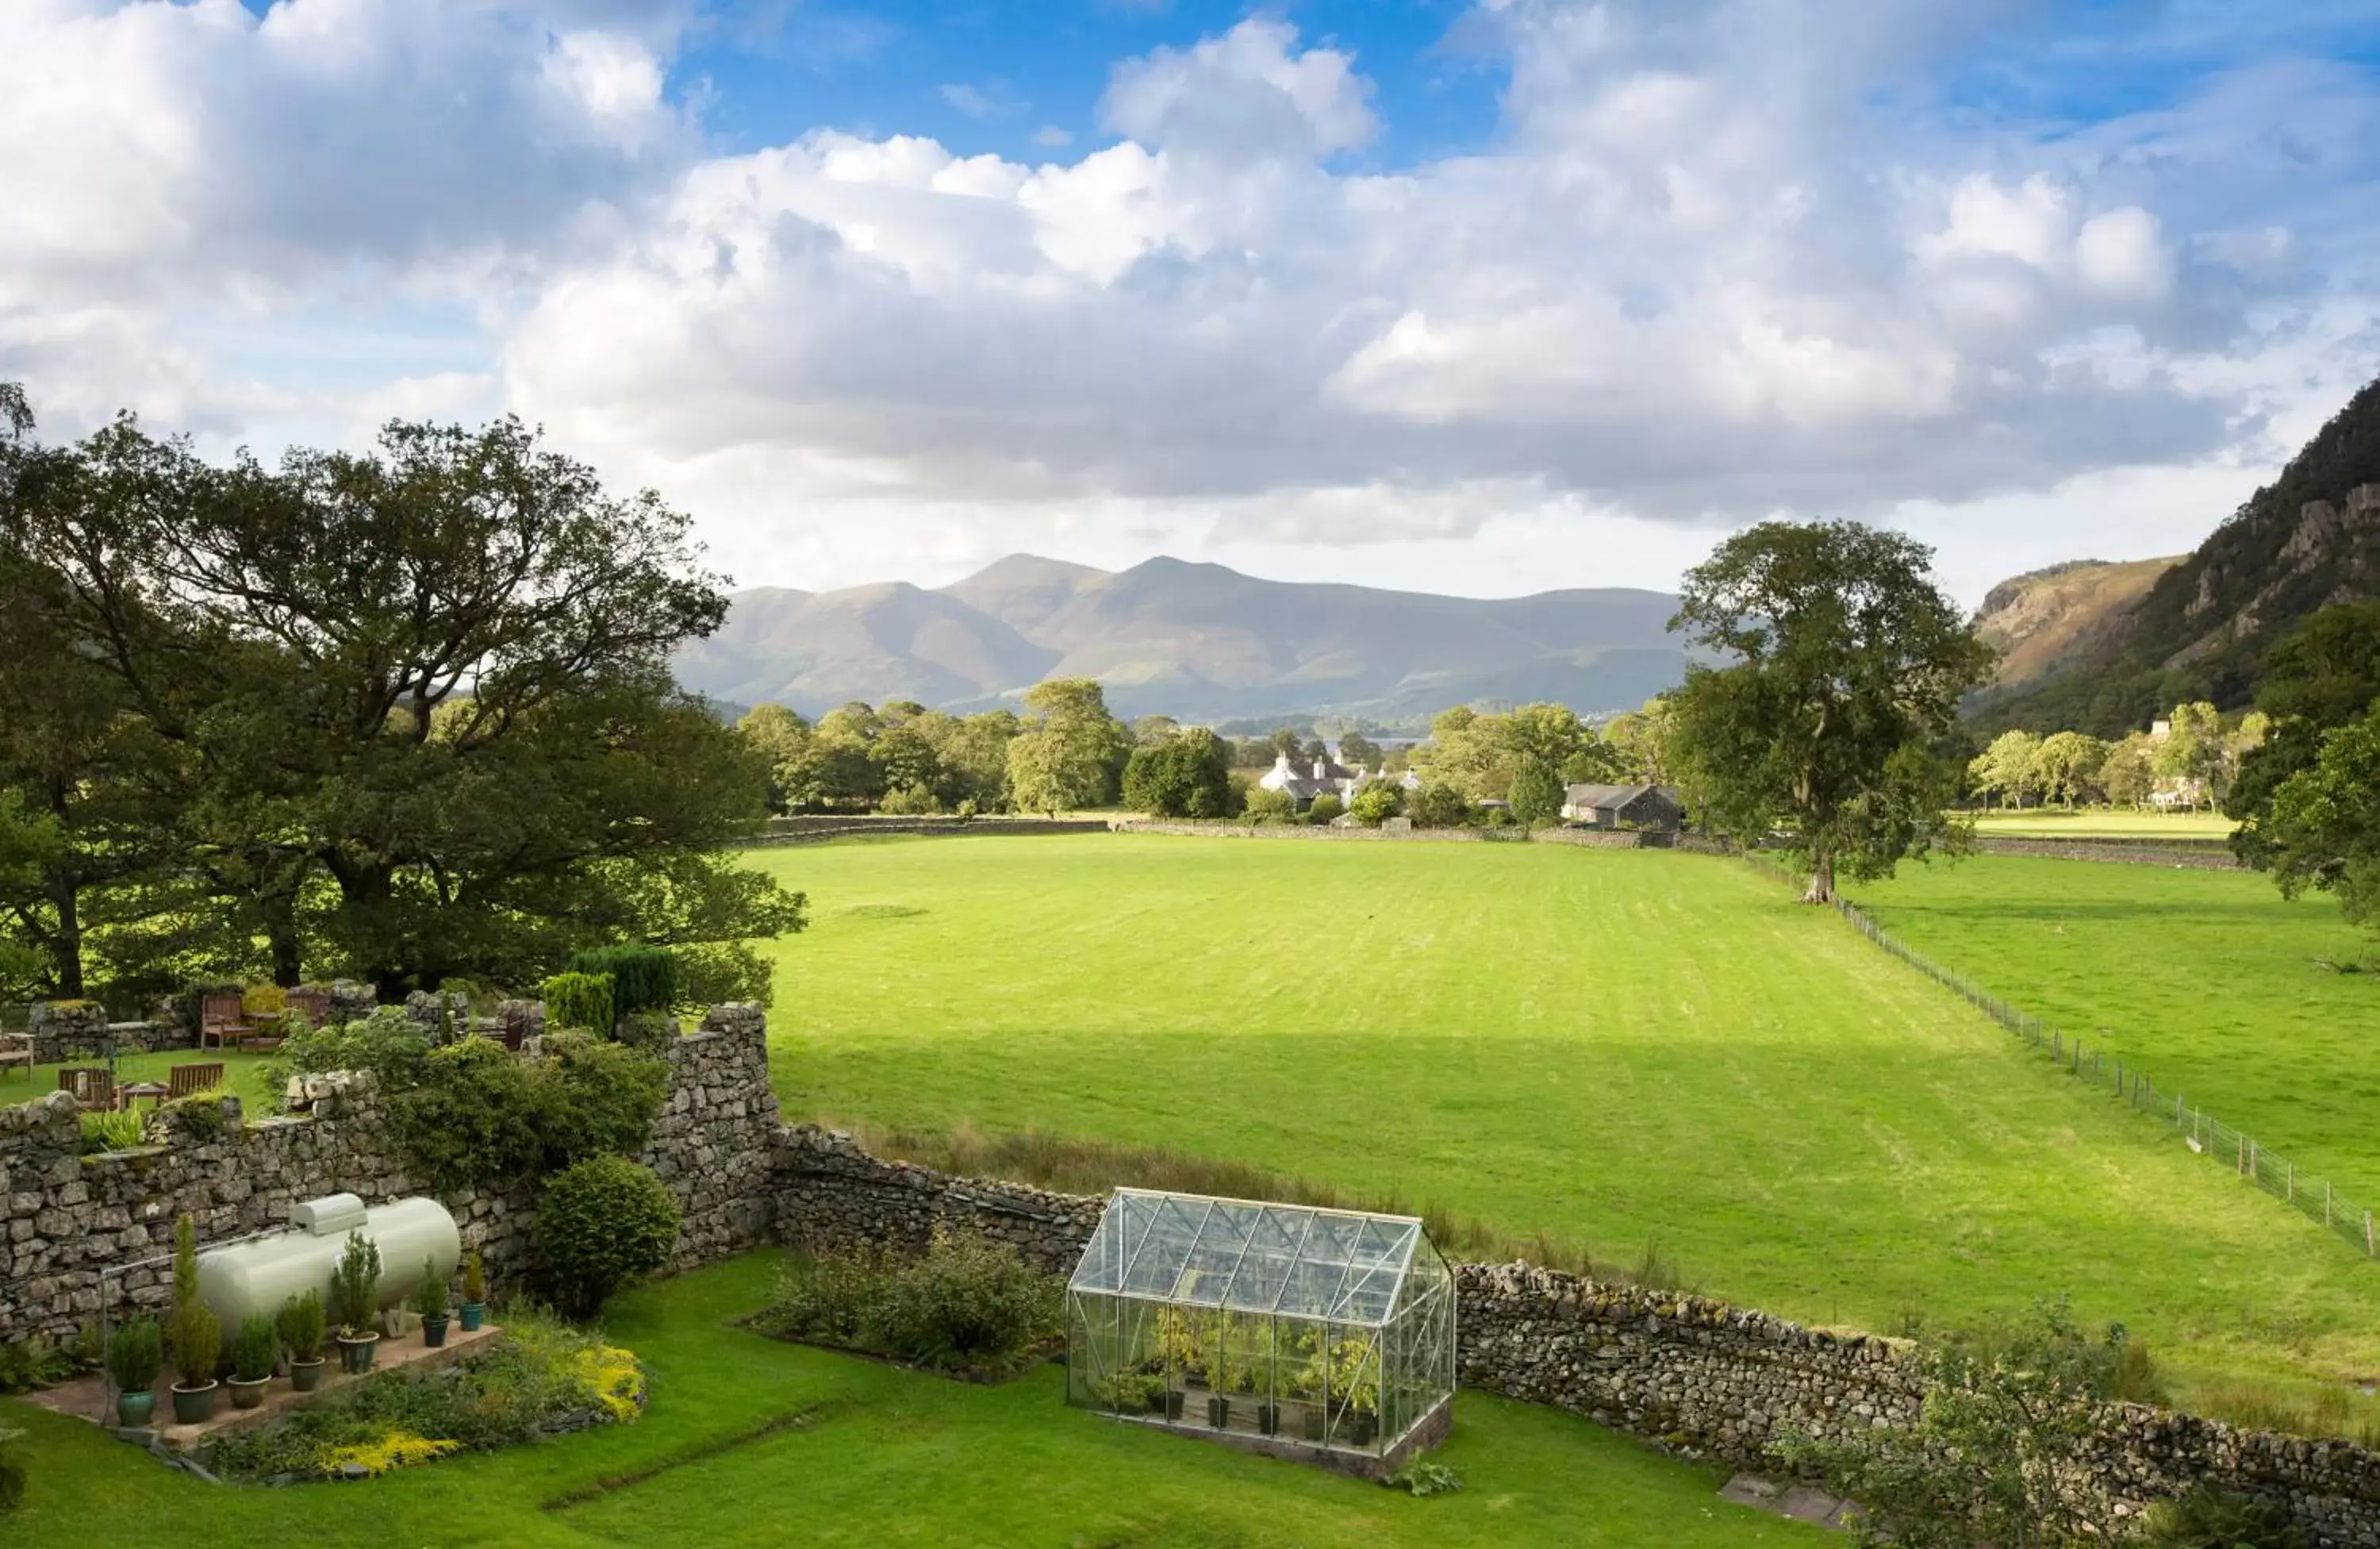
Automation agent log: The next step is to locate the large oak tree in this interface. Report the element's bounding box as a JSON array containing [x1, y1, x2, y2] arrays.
[[1668, 521, 1994, 903]]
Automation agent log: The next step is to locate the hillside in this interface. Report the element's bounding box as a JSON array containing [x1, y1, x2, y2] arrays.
[[673, 557, 1689, 721], [1972, 556, 2185, 687], [1972, 375, 2380, 736]]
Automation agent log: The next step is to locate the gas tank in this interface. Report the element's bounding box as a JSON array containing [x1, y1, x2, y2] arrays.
[[194, 1193, 463, 1331]]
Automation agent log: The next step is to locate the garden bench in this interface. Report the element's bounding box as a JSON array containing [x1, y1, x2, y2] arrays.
[[57, 1067, 114, 1109], [0, 1032, 29, 1083], [198, 992, 251, 1052], [286, 989, 332, 1028], [167, 1063, 225, 1101]]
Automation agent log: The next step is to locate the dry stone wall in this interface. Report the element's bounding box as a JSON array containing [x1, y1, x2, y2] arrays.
[[0, 1006, 781, 1346]]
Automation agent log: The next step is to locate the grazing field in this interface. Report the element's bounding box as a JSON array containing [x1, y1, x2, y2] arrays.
[[747, 835, 2380, 1393], [3, 1253, 1824, 1549], [1972, 809, 2236, 839], [1850, 857, 2378, 1187]]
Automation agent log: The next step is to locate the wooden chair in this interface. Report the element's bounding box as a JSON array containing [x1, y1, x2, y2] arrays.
[[57, 1067, 114, 1109], [286, 990, 332, 1028], [0, 1032, 29, 1084], [198, 993, 251, 1053], [167, 1063, 225, 1101]]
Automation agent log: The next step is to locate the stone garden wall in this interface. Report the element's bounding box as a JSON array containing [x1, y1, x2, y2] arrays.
[[0, 1007, 781, 1347], [749, 816, 1112, 844], [25, 1001, 194, 1065], [1972, 835, 2243, 868], [775, 1125, 1104, 1275]]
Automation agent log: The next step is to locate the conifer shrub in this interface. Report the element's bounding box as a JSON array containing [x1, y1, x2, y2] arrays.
[[539, 1155, 681, 1320], [565, 945, 681, 1017], [539, 971, 616, 1036]]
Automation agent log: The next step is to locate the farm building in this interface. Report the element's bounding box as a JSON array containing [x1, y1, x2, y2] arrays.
[[1560, 782, 1685, 831]]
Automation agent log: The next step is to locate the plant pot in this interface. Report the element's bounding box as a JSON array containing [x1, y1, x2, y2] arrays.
[[420, 1313, 449, 1349], [170, 1380, 218, 1426], [1148, 1389, 1184, 1421], [228, 1375, 271, 1411], [1206, 1395, 1232, 1430], [1347, 1412, 1378, 1447], [336, 1332, 380, 1375], [115, 1388, 156, 1428], [1300, 1406, 1326, 1442], [289, 1358, 326, 1393], [1257, 1403, 1281, 1436], [458, 1301, 485, 1333]]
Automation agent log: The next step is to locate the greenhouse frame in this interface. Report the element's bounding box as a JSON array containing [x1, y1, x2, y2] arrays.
[[1064, 1189, 1456, 1473]]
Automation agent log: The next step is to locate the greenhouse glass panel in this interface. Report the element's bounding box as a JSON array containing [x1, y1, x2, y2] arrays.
[[1065, 1189, 1457, 1474]]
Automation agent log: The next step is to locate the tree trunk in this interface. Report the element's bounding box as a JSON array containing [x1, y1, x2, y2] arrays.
[[262, 890, 304, 988], [1802, 851, 1835, 905], [45, 869, 83, 998]]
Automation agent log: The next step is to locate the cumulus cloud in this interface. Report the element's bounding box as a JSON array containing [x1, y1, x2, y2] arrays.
[[2, 0, 2377, 600]]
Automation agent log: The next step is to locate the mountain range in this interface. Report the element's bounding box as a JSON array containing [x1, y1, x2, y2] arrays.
[[670, 555, 1691, 723], [1971, 375, 2380, 736]]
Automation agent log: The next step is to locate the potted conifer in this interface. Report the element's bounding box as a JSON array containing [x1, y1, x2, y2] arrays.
[[105, 1317, 162, 1428], [457, 1250, 487, 1333], [331, 1229, 382, 1374], [227, 1314, 276, 1409], [166, 1215, 221, 1425], [414, 1258, 450, 1348], [279, 1290, 327, 1392]]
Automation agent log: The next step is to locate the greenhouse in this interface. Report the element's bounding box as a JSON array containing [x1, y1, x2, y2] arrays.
[[1064, 1189, 1456, 1473]]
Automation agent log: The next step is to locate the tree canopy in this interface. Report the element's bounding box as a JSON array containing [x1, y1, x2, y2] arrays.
[[1006, 679, 1129, 815], [0, 387, 804, 997], [1668, 521, 1993, 902]]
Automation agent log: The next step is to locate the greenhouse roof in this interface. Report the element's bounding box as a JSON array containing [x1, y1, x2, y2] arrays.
[[1068, 1189, 1449, 1328]]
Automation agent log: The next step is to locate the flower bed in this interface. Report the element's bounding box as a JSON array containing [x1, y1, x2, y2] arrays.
[[204, 1310, 645, 1483], [749, 1229, 1061, 1383]]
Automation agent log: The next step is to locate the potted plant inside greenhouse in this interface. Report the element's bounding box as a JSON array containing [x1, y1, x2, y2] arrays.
[[414, 1257, 450, 1348], [167, 1215, 221, 1425], [332, 1229, 382, 1374], [280, 1290, 327, 1392], [227, 1314, 277, 1409], [105, 1317, 162, 1428], [458, 1250, 487, 1332]]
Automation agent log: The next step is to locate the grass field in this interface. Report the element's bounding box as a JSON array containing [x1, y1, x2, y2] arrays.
[[21, 1049, 278, 1116], [746, 835, 2380, 1396], [2, 1253, 1825, 1548], [1972, 809, 2236, 839], [1850, 857, 2378, 1188]]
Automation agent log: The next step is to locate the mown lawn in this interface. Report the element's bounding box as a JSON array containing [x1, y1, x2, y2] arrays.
[[1972, 809, 2236, 838], [747, 835, 2380, 1389], [1850, 857, 2378, 1188], [20, 1048, 279, 1116], [3, 1254, 1824, 1549]]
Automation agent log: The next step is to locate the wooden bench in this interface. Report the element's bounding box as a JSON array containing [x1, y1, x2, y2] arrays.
[[57, 1067, 114, 1109], [198, 993, 251, 1053], [0, 1032, 29, 1083], [167, 1063, 225, 1101]]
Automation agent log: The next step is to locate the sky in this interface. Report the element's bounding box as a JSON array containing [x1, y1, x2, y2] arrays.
[[5, 1, 2378, 609]]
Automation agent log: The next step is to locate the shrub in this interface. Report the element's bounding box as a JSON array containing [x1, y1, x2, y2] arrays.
[[78, 1109, 144, 1155], [1383, 1459, 1464, 1498], [1509, 757, 1564, 824], [1307, 793, 1344, 824], [106, 1317, 163, 1394], [278, 1291, 324, 1364], [1407, 782, 1474, 828], [332, 1230, 382, 1337], [384, 1030, 667, 1193], [462, 1251, 486, 1306], [1347, 778, 1405, 827], [206, 1305, 647, 1483], [274, 1008, 433, 1094], [241, 982, 287, 1019], [152, 1094, 227, 1143], [613, 1011, 677, 1051], [412, 1259, 447, 1320], [232, 1313, 278, 1382], [876, 783, 942, 815], [167, 1215, 220, 1386], [756, 1227, 1061, 1378], [565, 944, 681, 1018], [0, 1331, 94, 1395], [677, 940, 774, 1009], [540, 971, 615, 1036], [2136, 1486, 2308, 1549], [1240, 786, 1296, 824], [539, 1155, 681, 1320]]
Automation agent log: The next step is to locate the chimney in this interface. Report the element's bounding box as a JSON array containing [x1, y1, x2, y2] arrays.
[[1272, 751, 1291, 774], [1313, 759, 1326, 779]]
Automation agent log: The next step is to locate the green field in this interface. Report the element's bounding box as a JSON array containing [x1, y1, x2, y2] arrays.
[[748, 836, 2380, 1392], [2, 1253, 1824, 1548], [20, 1049, 278, 1117], [1972, 809, 2236, 839], [1851, 856, 2378, 1187]]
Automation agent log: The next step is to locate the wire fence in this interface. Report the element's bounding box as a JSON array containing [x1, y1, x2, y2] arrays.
[[1741, 850, 2379, 1259]]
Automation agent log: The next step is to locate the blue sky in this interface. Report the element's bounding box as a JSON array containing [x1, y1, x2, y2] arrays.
[[10, 0, 2380, 605]]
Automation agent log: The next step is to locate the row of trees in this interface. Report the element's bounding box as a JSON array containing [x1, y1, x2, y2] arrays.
[[0, 386, 804, 1002], [1967, 705, 2271, 812]]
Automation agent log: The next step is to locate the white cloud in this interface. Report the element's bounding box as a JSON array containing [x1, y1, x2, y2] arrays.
[[2, 0, 2377, 605]]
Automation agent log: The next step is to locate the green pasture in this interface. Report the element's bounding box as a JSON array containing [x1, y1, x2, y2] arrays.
[[3, 1253, 1821, 1549], [747, 835, 2380, 1392], [1850, 857, 2377, 1188], [1971, 809, 2236, 839]]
